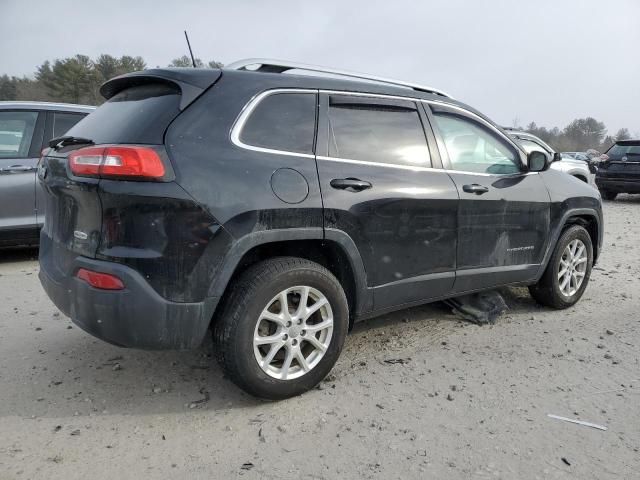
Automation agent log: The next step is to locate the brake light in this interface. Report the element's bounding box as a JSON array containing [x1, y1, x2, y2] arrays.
[[76, 268, 124, 290], [69, 146, 165, 179]]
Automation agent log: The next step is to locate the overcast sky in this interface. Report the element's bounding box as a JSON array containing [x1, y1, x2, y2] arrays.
[[1, 0, 638, 134]]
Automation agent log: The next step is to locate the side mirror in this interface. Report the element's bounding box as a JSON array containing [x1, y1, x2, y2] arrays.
[[527, 150, 550, 172]]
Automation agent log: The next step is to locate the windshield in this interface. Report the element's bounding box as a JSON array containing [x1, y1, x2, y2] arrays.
[[517, 138, 549, 155]]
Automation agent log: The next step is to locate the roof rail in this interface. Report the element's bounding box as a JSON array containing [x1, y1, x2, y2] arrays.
[[225, 58, 452, 98]]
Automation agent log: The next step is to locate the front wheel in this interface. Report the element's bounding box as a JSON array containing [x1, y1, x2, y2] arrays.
[[213, 257, 349, 399], [529, 225, 593, 309]]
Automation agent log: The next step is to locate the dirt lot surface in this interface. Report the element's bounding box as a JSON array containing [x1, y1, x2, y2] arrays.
[[1, 197, 639, 480]]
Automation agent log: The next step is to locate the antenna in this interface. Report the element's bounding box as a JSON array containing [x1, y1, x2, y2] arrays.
[[184, 30, 197, 68]]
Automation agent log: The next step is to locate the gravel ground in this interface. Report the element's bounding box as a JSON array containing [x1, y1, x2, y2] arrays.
[[1, 196, 639, 480]]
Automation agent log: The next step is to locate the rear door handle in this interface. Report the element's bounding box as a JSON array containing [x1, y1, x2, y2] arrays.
[[0, 165, 36, 175], [462, 183, 489, 195], [4, 165, 37, 173], [330, 178, 372, 192]]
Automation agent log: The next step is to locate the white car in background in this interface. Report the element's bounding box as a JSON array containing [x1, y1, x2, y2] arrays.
[[506, 130, 596, 186], [561, 151, 591, 162]]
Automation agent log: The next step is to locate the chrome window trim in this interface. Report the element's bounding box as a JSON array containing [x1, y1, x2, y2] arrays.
[[230, 88, 318, 159], [231, 88, 529, 175]]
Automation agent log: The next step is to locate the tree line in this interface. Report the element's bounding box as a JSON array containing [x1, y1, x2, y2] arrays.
[[1, 54, 633, 153], [518, 118, 632, 154], [0, 54, 222, 106]]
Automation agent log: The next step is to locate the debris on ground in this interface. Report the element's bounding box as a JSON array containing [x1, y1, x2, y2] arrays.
[[547, 414, 607, 431], [240, 462, 254, 471], [190, 365, 209, 370], [444, 290, 508, 324], [188, 387, 210, 409], [383, 358, 410, 365], [561, 457, 571, 466]]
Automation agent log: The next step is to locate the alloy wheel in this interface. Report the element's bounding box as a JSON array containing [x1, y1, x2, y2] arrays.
[[253, 286, 334, 380], [557, 239, 588, 297]]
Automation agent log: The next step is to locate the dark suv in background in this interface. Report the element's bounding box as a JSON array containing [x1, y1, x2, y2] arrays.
[[596, 139, 640, 200], [0, 102, 93, 246], [38, 60, 602, 398]]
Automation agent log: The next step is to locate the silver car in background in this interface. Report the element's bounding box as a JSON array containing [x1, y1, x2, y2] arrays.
[[0, 102, 94, 247], [506, 130, 596, 186]]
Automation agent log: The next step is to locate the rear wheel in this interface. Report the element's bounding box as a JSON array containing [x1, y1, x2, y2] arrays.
[[529, 225, 593, 309], [213, 257, 349, 399], [601, 190, 617, 201]]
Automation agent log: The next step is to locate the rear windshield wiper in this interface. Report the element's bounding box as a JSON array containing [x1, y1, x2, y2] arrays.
[[48, 135, 94, 150]]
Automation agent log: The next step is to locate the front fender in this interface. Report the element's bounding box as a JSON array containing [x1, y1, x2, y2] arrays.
[[535, 207, 603, 280]]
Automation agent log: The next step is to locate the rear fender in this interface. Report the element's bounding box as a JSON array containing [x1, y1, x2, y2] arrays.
[[207, 228, 371, 317]]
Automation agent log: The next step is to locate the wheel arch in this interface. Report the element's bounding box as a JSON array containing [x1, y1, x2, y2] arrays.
[[208, 228, 371, 328], [536, 208, 602, 280], [572, 174, 588, 183]]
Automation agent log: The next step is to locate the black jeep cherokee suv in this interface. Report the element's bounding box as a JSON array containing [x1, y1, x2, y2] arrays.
[[38, 59, 603, 399]]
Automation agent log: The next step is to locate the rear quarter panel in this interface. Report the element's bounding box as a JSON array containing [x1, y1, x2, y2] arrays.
[[164, 73, 324, 240]]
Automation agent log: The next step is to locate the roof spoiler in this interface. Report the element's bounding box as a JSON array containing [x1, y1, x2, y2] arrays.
[[100, 68, 222, 110]]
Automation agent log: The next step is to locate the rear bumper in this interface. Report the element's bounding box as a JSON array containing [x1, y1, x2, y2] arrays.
[[39, 250, 219, 350], [595, 177, 640, 193]]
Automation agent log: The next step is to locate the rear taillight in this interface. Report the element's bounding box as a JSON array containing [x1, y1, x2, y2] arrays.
[[69, 146, 165, 179], [76, 268, 124, 290]]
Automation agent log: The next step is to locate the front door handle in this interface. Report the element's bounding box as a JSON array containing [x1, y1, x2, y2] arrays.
[[330, 178, 372, 192], [462, 183, 489, 195]]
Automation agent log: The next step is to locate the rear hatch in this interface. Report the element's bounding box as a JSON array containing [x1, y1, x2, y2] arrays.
[[598, 140, 640, 179], [39, 69, 221, 278]]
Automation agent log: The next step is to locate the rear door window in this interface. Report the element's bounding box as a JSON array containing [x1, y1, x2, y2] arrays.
[[0, 111, 38, 158], [240, 92, 317, 155], [53, 112, 86, 138], [327, 95, 431, 167], [67, 83, 181, 145]]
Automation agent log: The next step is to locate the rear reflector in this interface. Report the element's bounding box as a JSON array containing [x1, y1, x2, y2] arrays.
[[69, 146, 165, 179], [77, 268, 125, 290]]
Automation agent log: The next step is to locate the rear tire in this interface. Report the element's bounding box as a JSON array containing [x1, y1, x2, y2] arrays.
[[601, 190, 617, 201], [529, 225, 593, 309], [213, 257, 349, 400]]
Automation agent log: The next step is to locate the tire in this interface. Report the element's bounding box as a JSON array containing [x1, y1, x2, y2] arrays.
[[529, 225, 593, 309], [601, 190, 617, 201], [213, 257, 349, 400]]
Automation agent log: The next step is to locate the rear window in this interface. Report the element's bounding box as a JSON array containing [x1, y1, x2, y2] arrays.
[[66, 83, 181, 145], [606, 142, 640, 159]]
